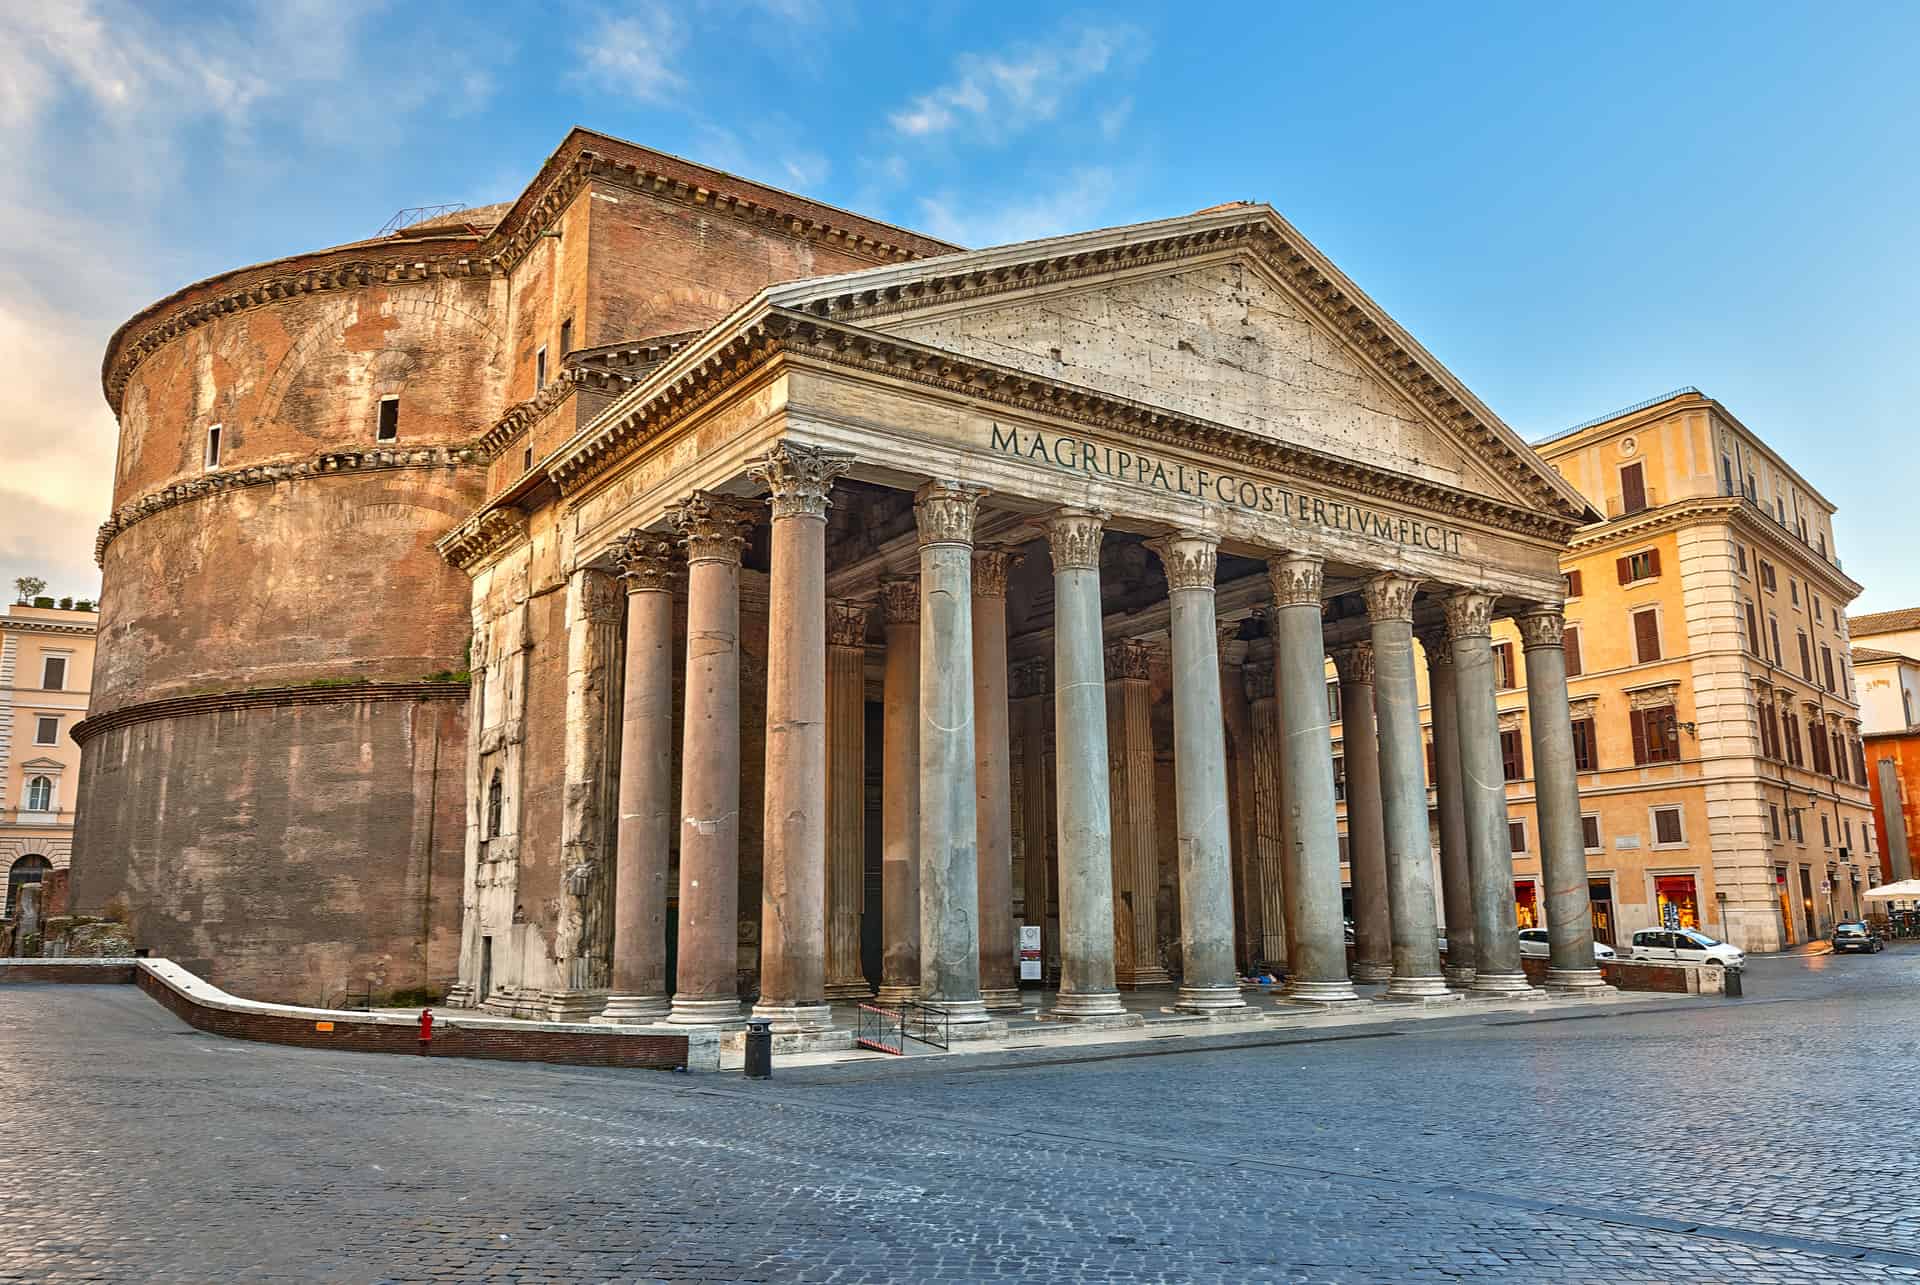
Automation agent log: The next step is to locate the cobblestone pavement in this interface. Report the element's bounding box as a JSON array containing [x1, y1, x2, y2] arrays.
[[4, 950, 1917, 1283]]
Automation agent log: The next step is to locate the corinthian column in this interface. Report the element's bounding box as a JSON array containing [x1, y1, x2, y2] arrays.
[[1363, 574, 1450, 999], [666, 492, 759, 1026], [1106, 637, 1168, 988], [914, 481, 990, 1028], [1045, 508, 1126, 1018], [1219, 622, 1264, 972], [1516, 607, 1607, 993], [973, 546, 1022, 1012], [1146, 533, 1248, 1014], [1418, 625, 1475, 988], [1331, 642, 1392, 984], [1245, 636, 1290, 971], [876, 576, 921, 1007], [1444, 590, 1531, 995], [824, 598, 873, 999], [1269, 555, 1359, 1004], [599, 532, 677, 1023], [551, 564, 624, 1021]]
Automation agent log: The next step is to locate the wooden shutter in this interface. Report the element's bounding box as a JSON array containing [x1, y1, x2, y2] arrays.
[[1501, 729, 1525, 780], [1645, 548, 1660, 577], [1798, 633, 1812, 678], [1633, 609, 1661, 663], [1565, 569, 1583, 597], [1563, 628, 1582, 676], [1744, 603, 1760, 656], [1620, 462, 1647, 513], [1581, 815, 1600, 850], [1630, 708, 1648, 764], [1573, 718, 1597, 771], [1822, 646, 1836, 691], [1616, 556, 1632, 585]]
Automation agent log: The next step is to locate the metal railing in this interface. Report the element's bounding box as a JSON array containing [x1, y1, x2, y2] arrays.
[[376, 204, 474, 236], [854, 1001, 952, 1054]]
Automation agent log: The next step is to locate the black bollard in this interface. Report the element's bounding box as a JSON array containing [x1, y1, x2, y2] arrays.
[[1722, 966, 1743, 998], [743, 1016, 773, 1079]]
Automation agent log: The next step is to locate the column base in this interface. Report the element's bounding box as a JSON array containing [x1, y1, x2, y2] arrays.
[[1050, 989, 1128, 1019], [1442, 964, 1477, 990], [1468, 971, 1535, 997], [749, 1002, 835, 1034], [920, 997, 992, 1026], [593, 993, 672, 1024], [1544, 967, 1610, 994], [667, 996, 744, 1027], [1282, 978, 1361, 1005], [544, 989, 609, 1023], [823, 980, 875, 1001], [1176, 985, 1256, 1017], [1351, 961, 1394, 984], [444, 983, 478, 1009], [1382, 974, 1456, 1001], [873, 984, 918, 1008], [980, 987, 1024, 1012], [1118, 966, 1175, 989]]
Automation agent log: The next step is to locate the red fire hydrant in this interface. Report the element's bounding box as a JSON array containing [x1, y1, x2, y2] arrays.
[[418, 1007, 434, 1055]]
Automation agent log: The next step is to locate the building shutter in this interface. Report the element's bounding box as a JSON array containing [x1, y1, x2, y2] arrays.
[[1744, 603, 1760, 656], [1563, 628, 1583, 677], [1645, 548, 1661, 577], [1633, 609, 1661, 663], [1620, 462, 1647, 513], [1581, 815, 1601, 850], [1566, 569, 1584, 597], [1501, 729, 1525, 780], [1616, 556, 1632, 585], [1822, 646, 1836, 692], [1798, 633, 1812, 678], [1630, 708, 1648, 764], [1572, 718, 1597, 771]]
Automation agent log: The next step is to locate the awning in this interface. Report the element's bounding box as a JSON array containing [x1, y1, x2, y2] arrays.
[[1863, 878, 1920, 901]]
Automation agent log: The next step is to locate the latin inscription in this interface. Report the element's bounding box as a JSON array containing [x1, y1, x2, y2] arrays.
[[989, 424, 1465, 555]]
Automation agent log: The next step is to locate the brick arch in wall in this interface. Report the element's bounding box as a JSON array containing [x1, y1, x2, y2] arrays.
[[256, 292, 505, 439]]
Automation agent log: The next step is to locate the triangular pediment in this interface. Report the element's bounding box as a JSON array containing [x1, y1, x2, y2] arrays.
[[766, 208, 1593, 522]]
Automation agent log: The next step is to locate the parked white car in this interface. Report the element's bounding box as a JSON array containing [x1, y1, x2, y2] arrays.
[[1628, 927, 1746, 969], [1516, 927, 1616, 961]]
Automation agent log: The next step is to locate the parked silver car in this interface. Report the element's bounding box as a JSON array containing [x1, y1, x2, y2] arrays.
[[1516, 927, 1616, 961], [1629, 927, 1745, 969]]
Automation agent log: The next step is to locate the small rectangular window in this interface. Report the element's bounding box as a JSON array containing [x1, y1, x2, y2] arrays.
[[376, 397, 399, 442], [1821, 645, 1836, 692], [1564, 569, 1584, 598], [1744, 602, 1761, 657], [1632, 607, 1662, 663], [1821, 815, 1832, 848], [559, 317, 573, 355], [204, 423, 222, 469], [1769, 804, 1781, 840], [1619, 461, 1648, 514], [1631, 705, 1678, 764], [536, 345, 548, 391], [1797, 631, 1812, 679], [1736, 544, 1748, 575], [1652, 806, 1684, 846], [1581, 814, 1601, 852], [1332, 754, 1346, 802], [1563, 627, 1583, 678], [34, 715, 59, 745], [1616, 549, 1660, 583], [1760, 561, 1776, 591], [41, 655, 67, 691], [1571, 717, 1598, 772], [1500, 728, 1526, 781], [1493, 642, 1517, 690], [1508, 820, 1527, 853], [1326, 679, 1342, 724], [1790, 580, 1800, 606]]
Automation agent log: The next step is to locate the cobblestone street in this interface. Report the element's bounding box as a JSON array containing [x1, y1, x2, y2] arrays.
[[4, 950, 1917, 1283]]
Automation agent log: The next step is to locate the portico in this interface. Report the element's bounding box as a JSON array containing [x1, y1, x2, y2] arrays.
[[442, 204, 1609, 1029]]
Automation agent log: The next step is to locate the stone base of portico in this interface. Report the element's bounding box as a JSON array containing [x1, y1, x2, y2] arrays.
[[824, 981, 876, 1001], [1174, 984, 1251, 1016], [1544, 968, 1609, 994], [1034, 1008, 1146, 1029], [445, 982, 478, 1008], [1382, 975, 1455, 1001], [1118, 967, 1174, 990], [1467, 972, 1536, 998], [723, 1025, 856, 1056], [1281, 979, 1363, 1006], [751, 1002, 836, 1035], [1443, 964, 1476, 990], [980, 987, 1023, 1012], [593, 994, 672, 1024], [544, 990, 609, 1023], [1351, 962, 1393, 984], [1047, 990, 1132, 1021], [921, 1010, 1012, 1042], [874, 984, 918, 1007], [667, 997, 746, 1027]]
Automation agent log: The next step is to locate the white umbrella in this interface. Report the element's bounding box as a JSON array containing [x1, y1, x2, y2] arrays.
[[1863, 879, 1920, 901]]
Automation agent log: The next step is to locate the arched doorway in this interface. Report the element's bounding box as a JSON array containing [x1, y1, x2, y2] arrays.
[[5, 855, 52, 917]]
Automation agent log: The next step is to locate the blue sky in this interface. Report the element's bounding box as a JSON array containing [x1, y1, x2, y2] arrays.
[[3, 1, 1915, 611]]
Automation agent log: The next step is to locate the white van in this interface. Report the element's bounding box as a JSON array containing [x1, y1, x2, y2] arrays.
[[1628, 928, 1746, 970]]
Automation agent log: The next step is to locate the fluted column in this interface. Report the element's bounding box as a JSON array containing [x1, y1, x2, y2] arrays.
[[876, 577, 921, 1007], [824, 598, 873, 999], [1445, 590, 1531, 995], [1013, 659, 1055, 992], [1245, 637, 1290, 971], [1516, 607, 1607, 993], [1364, 575, 1450, 999], [1269, 556, 1359, 1004], [1106, 637, 1168, 988], [551, 566, 624, 1020], [599, 532, 677, 1023], [666, 492, 759, 1026], [914, 481, 989, 1027], [973, 546, 1022, 1012], [1147, 533, 1247, 1014], [1332, 643, 1392, 984], [1419, 626, 1475, 988], [1219, 624, 1264, 972], [1046, 508, 1126, 1017]]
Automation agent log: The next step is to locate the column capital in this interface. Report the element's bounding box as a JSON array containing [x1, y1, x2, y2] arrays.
[[1513, 605, 1567, 651], [827, 598, 871, 648], [613, 530, 678, 594], [1044, 507, 1109, 570], [879, 575, 919, 625], [1267, 554, 1325, 608], [914, 480, 987, 547], [1011, 657, 1053, 699], [669, 492, 758, 564], [1441, 589, 1497, 640], [1361, 573, 1419, 623], [1330, 641, 1375, 687], [1104, 636, 1155, 681], [1145, 531, 1219, 592], [749, 442, 854, 520], [971, 546, 1022, 598], [1414, 625, 1453, 668]]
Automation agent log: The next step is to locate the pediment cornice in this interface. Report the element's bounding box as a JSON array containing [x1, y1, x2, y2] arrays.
[[547, 307, 1582, 544], [436, 506, 529, 575]]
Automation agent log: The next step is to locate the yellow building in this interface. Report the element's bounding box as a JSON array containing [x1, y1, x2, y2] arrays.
[[1329, 388, 1874, 954], [3, 597, 98, 917]]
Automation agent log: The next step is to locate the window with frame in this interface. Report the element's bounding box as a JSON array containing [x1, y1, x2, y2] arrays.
[[1651, 806, 1685, 846], [1630, 704, 1678, 764], [1797, 631, 1812, 679], [1769, 615, 1783, 664], [41, 655, 66, 690], [1769, 803, 1781, 840], [1831, 727, 1848, 780], [25, 776, 53, 813], [1332, 754, 1346, 802], [1564, 569, 1584, 598], [1493, 642, 1517, 690], [1821, 644, 1836, 692], [1845, 818, 1854, 852], [535, 345, 548, 391], [1500, 728, 1526, 781], [1744, 602, 1761, 657], [1338, 832, 1350, 864], [34, 715, 58, 745], [376, 397, 399, 443], [1781, 710, 1803, 766], [1821, 814, 1832, 848], [1757, 703, 1778, 760], [1326, 679, 1342, 723], [1616, 549, 1661, 584], [1809, 716, 1831, 775], [1852, 739, 1868, 784], [1791, 810, 1804, 842], [1619, 461, 1648, 514], [485, 770, 504, 839], [1812, 593, 1823, 623], [1508, 819, 1527, 854], [1632, 607, 1662, 664], [204, 423, 222, 469], [1759, 561, 1777, 591], [1563, 626, 1583, 677], [1425, 739, 1436, 784], [1581, 814, 1602, 852], [1736, 543, 1748, 575], [559, 317, 573, 356], [1571, 716, 1598, 772], [1790, 580, 1800, 606]]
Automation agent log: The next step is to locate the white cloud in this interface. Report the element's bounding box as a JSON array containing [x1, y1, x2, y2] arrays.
[[889, 22, 1145, 142], [915, 167, 1120, 249], [577, 7, 687, 103]]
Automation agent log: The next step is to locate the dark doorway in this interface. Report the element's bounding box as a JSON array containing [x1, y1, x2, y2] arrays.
[[479, 936, 493, 1000], [860, 700, 885, 989], [1799, 867, 1817, 941], [1588, 879, 1615, 946]]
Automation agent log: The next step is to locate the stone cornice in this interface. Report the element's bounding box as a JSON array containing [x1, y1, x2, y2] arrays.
[[436, 507, 528, 575], [549, 308, 1584, 544], [1565, 495, 1865, 600], [72, 680, 467, 746], [97, 444, 480, 566], [0, 618, 96, 638]]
